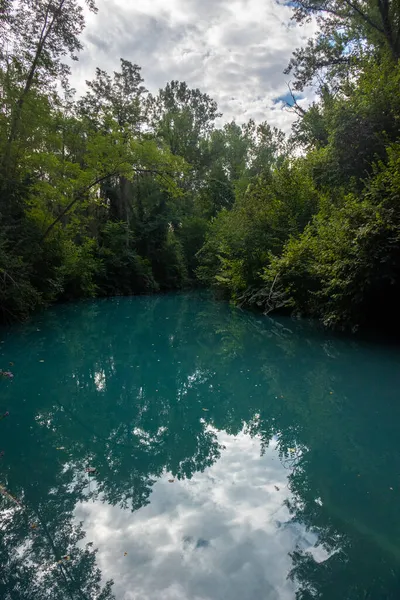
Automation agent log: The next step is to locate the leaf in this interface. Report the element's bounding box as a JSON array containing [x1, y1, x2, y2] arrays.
[[202, 408, 209, 411], [168, 479, 175, 483]]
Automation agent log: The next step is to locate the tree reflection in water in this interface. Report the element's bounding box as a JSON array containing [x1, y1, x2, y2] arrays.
[[1, 293, 400, 599]]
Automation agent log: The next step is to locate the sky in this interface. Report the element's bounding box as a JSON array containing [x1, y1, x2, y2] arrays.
[[70, 0, 317, 134]]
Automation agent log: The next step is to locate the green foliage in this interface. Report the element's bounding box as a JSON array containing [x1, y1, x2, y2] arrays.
[[198, 160, 319, 301], [96, 222, 157, 296], [57, 238, 99, 300], [262, 144, 400, 328], [286, 0, 400, 92], [294, 59, 400, 190], [2, 0, 400, 333], [0, 237, 42, 322], [177, 216, 209, 280], [152, 229, 188, 290]]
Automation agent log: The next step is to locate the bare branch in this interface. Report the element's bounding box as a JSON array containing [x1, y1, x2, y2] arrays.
[[285, 82, 306, 117]]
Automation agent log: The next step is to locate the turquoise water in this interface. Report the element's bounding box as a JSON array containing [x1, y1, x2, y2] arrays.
[[1, 293, 400, 599]]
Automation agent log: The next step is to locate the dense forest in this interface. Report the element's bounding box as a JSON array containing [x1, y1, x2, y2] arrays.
[[1, 0, 400, 331]]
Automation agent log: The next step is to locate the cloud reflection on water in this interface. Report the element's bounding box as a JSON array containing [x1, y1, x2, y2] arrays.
[[76, 431, 324, 600]]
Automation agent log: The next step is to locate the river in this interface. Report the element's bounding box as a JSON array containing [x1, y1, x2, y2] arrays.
[[1, 293, 400, 599]]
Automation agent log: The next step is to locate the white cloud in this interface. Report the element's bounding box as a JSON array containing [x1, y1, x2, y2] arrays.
[[70, 0, 317, 133]]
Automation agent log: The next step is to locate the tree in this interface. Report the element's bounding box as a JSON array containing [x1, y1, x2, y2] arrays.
[[0, 0, 97, 181], [78, 59, 147, 133], [148, 80, 221, 169], [285, 0, 400, 91]]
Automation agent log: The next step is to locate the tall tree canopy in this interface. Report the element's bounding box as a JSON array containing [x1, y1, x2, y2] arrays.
[[285, 0, 400, 90]]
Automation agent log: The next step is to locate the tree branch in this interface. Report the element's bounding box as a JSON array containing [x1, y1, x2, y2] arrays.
[[285, 82, 306, 117], [40, 166, 180, 241], [344, 0, 385, 34]]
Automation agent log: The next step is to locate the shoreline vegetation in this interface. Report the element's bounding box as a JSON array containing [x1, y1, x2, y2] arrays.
[[1, 1, 400, 333]]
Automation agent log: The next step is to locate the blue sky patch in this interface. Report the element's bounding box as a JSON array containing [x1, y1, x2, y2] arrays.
[[274, 92, 303, 107]]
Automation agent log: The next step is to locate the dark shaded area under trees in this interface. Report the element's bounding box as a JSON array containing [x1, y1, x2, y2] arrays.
[[2, 0, 400, 332]]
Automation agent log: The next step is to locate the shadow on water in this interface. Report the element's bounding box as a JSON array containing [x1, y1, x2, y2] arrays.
[[1, 292, 400, 599]]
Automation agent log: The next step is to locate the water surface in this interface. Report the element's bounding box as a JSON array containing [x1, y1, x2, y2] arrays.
[[1, 293, 400, 599]]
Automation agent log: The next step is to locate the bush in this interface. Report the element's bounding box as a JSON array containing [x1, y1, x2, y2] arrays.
[[197, 161, 320, 302], [57, 238, 99, 300], [262, 144, 400, 329]]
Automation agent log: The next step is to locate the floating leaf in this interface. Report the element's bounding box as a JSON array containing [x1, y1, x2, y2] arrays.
[[30, 523, 37, 529], [9, 362, 14, 366], [274, 485, 280, 491], [56, 447, 65, 451], [202, 408, 209, 412], [124, 552, 128, 556], [168, 479, 175, 483], [288, 448, 296, 452]]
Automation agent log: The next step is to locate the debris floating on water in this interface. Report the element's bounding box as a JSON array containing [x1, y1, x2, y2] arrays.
[[85, 467, 97, 474], [0, 371, 13, 379], [202, 408, 209, 412], [274, 485, 280, 491], [168, 479, 175, 483], [0, 411, 9, 421]]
